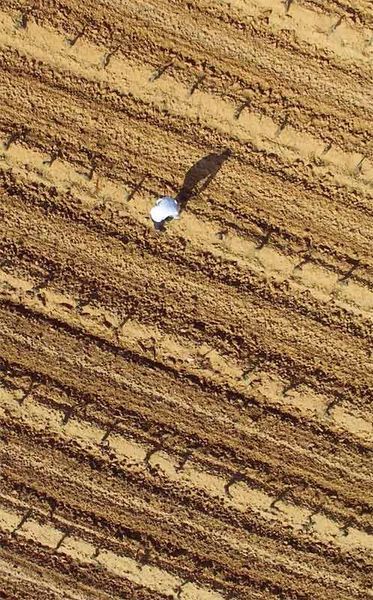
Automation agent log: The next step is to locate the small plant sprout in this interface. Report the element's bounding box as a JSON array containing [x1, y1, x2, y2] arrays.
[[43, 145, 62, 167], [149, 61, 173, 82], [126, 175, 147, 201], [18, 377, 39, 406], [303, 505, 322, 531], [363, 34, 373, 55], [234, 99, 250, 120], [55, 531, 69, 551], [283, 0, 294, 15], [16, 10, 29, 29], [224, 472, 245, 497], [137, 540, 153, 569], [48, 498, 58, 519], [293, 240, 313, 272], [11, 509, 32, 536], [340, 517, 354, 537], [321, 141, 332, 157], [175, 580, 188, 599], [176, 441, 200, 473], [176, 449, 192, 473], [190, 73, 206, 96], [328, 15, 343, 35], [92, 546, 101, 559], [4, 126, 28, 151], [30, 269, 56, 299], [62, 404, 75, 425], [101, 419, 119, 444], [256, 224, 273, 250], [270, 487, 291, 511], [242, 357, 261, 380], [353, 157, 365, 176], [144, 439, 164, 465], [339, 258, 360, 283], [61, 397, 93, 425], [86, 152, 98, 181], [67, 24, 87, 47], [102, 45, 120, 68], [325, 396, 339, 416], [282, 377, 303, 396], [275, 113, 289, 138], [217, 228, 229, 240]]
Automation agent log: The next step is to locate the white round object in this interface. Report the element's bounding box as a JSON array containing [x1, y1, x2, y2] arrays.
[[150, 196, 180, 223]]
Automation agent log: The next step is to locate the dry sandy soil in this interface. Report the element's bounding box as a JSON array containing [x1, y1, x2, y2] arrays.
[[0, 0, 373, 598]]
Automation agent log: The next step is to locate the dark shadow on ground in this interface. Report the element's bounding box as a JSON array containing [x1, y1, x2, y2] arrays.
[[176, 148, 232, 213]]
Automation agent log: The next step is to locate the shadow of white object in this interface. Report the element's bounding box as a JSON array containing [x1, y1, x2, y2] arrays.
[[150, 196, 180, 229]]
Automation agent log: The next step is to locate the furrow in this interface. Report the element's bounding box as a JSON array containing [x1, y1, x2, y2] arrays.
[[0, 376, 372, 554]]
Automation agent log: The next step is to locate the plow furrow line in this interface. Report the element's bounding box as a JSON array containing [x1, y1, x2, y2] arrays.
[[2, 47, 373, 221], [1, 72, 372, 258], [1, 272, 372, 445], [2, 359, 372, 525], [130, 0, 373, 70], [301, 0, 373, 28], [3, 0, 373, 110], [1, 0, 372, 597], [0, 554, 101, 600], [2, 354, 372, 503], [1, 181, 372, 401], [2, 433, 371, 593], [29, 0, 373, 158], [0, 505, 223, 600], [0, 490, 369, 600], [0, 11, 372, 198], [1, 281, 372, 457], [1, 143, 373, 316], [1, 384, 372, 553], [1, 221, 372, 421], [3, 310, 369, 476]]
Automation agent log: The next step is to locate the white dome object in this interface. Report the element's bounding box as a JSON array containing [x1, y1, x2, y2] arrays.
[[150, 196, 180, 223]]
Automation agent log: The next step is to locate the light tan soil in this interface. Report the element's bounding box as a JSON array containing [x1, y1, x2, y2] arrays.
[[0, 1, 372, 599]]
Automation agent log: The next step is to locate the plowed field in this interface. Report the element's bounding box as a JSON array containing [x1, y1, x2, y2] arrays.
[[1, 1, 372, 598]]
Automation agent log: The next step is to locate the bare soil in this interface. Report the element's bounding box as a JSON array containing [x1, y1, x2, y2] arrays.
[[0, 1, 372, 598]]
